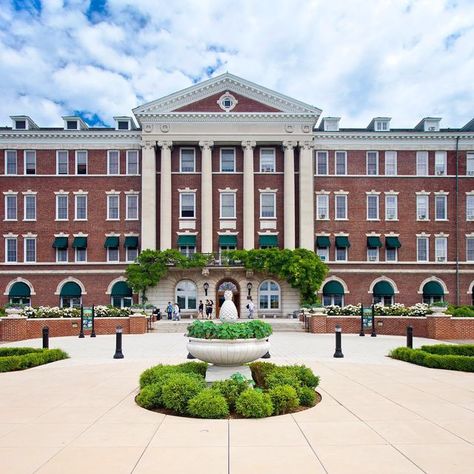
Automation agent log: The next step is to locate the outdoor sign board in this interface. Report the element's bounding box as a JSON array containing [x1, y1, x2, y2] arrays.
[[362, 307, 373, 329], [82, 307, 93, 330]]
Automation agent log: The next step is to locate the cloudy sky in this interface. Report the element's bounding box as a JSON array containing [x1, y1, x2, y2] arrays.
[[1, 0, 473, 128]]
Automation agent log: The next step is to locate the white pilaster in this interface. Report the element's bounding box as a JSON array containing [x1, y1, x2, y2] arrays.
[[141, 140, 156, 250], [199, 140, 214, 254], [283, 140, 297, 249], [158, 140, 173, 250], [299, 141, 315, 250], [242, 140, 256, 249]]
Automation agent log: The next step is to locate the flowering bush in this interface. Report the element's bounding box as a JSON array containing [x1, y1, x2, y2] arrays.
[[325, 302, 431, 317], [12, 305, 132, 318], [407, 303, 431, 316], [340, 304, 361, 315]]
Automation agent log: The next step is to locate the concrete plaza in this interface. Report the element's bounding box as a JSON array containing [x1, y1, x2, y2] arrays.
[[1, 331, 473, 473]]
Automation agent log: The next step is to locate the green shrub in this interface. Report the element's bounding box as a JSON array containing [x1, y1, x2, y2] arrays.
[[265, 367, 301, 391], [211, 378, 249, 409], [187, 320, 272, 339], [289, 365, 320, 388], [136, 383, 164, 409], [139, 362, 207, 388], [235, 389, 273, 418], [268, 385, 299, 415], [174, 361, 208, 377], [0, 348, 68, 372], [298, 386, 317, 407], [249, 361, 277, 387], [161, 373, 206, 414], [188, 389, 229, 419], [420, 344, 474, 357], [0, 347, 44, 357]]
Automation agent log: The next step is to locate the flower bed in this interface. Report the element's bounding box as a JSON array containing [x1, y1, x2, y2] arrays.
[[0, 347, 68, 372], [136, 361, 320, 418], [325, 302, 432, 317], [5, 305, 133, 318]]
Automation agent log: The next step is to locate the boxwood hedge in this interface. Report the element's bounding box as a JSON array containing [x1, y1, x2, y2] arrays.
[[0, 347, 68, 372]]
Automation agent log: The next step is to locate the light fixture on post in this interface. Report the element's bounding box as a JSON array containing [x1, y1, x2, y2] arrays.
[[247, 282, 253, 297], [203, 282, 209, 296]]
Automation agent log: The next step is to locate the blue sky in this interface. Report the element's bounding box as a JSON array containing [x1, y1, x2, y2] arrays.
[[1, 0, 473, 128]]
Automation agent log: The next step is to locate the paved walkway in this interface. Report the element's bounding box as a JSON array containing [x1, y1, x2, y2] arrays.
[[1, 333, 473, 473]]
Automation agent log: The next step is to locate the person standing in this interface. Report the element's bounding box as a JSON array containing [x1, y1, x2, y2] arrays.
[[198, 300, 204, 319], [247, 297, 255, 319], [205, 299, 212, 319], [166, 302, 173, 320], [173, 302, 180, 321]]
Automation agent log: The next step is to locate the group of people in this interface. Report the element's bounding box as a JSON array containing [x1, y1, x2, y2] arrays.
[[198, 299, 214, 319], [165, 301, 181, 321]]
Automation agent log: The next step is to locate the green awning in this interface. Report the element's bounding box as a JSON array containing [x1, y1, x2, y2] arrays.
[[104, 236, 119, 248], [316, 236, 331, 248], [385, 236, 401, 249], [323, 281, 344, 295], [111, 281, 133, 297], [124, 236, 139, 248], [373, 281, 394, 296], [9, 282, 30, 297], [367, 236, 382, 248], [52, 237, 68, 249], [259, 235, 278, 247], [335, 236, 350, 248], [219, 235, 237, 246], [60, 282, 81, 297], [423, 281, 444, 296], [72, 237, 87, 249], [177, 235, 196, 246]]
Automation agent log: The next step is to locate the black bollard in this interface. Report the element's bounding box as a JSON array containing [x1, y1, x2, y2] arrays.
[[371, 305, 377, 337], [406, 325, 413, 349], [359, 305, 365, 336], [333, 325, 344, 358], [113, 326, 124, 359], [91, 305, 96, 338], [42, 326, 49, 349], [262, 338, 271, 358], [79, 306, 85, 338]]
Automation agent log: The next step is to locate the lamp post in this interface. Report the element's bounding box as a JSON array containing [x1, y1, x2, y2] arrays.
[[247, 282, 252, 297], [334, 325, 344, 358], [113, 326, 124, 359], [203, 282, 209, 297]]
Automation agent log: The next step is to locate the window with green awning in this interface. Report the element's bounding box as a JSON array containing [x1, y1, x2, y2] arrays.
[[52, 237, 68, 249], [323, 281, 344, 295], [9, 282, 30, 297], [335, 236, 350, 248], [111, 281, 133, 297], [423, 281, 444, 296], [60, 281, 82, 297], [367, 236, 382, 248], [385, 236, 401, 249], [124, 236, 139, 248], [104, 236, 119, 248], [219, 235, 237, 246], [177, 235, 196, 246], [316, 236, 331, 248], [72, 237, 87, 249], [373, 281, 394, 296], [259, 235, 278, 248]]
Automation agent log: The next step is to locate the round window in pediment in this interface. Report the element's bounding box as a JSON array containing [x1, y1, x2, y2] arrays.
[[217, 92, 238, 112]]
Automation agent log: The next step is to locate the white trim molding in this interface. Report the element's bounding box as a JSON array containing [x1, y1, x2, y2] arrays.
[[54, 276, 87, 296], [3, 277, 36, 296], [368, 276, 399, 294], [417, 276, 449, 295]]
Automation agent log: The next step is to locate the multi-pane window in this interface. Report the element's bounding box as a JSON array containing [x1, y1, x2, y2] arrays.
[[435, 195, 447, 220], [466, 237, 474, 262], [176, 280, 197, 310], [5, 194, 17, 220], [385, 151, 397, 175], [367, 194, 379, 220], [56, 151, 69, 174], [180, 193, 195, 218], [435, 237, 447, 262], [5, 238, 17, 263], [220, 148, 235, 172], [316, 246, 329, 261], [220, 193, 236, 218], [335, 246, 347, 262], [316, 194, 329, 220], [76, 151, 88, 174], [335, 151, 347, 175], [75, 247, 87, 263], [5, 150, 17, 175], [180, 149, 195, 172], [56, 195, 68, 220], [316, 151, 328, 175], [107, 247, 119, 262], [435, 151, 447, 175], [24, 195, 36, 220], [24, 238, 36, 262], [416, 151, 429, 176], [259, 280, 280, 309], [24, 151, 36, 175], [107, 150, 120, 175], [466, 195, 474, 221], [126, 194, 139, 220], [107, 195, 120, 220], [126, 150, 139, 174], [385, 195, 398, 220], [386, 247, 398, 262], [56, 247, 68, 263], [126, 246, 139, 262], [75, 195, 87, 220], [366, 152, 378, 175], [260, 149, 275, 172], [467, 153, 474, 176], [367, 247, 379, 262], [260, 193, 276, 218], [417, 237, 429, 262], [416, 195, 429, 220], [335, 194, 347, 220]]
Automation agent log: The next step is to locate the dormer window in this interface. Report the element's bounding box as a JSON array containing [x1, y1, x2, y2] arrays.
[[66, 120, 79, 130], [415, 117, 441, 132], [375, 120, 389, 131], [10, 116, 38, 130], [118, 121, 129, 130], [217, 92, 238, 112], [15, 120, 26, 130], [319, 117, 340, 132], [113, 116, 135, 131], [62, 116, 88, 131]]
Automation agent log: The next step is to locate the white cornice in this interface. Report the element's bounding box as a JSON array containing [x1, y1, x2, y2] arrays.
[[138, 113, 317, 123]]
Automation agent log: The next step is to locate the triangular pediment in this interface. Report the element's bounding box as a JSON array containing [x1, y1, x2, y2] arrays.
[[133, 73, 321, 116]]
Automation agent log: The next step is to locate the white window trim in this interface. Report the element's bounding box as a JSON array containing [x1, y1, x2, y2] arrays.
[[367, 247, 379, 262], [23, 193, 36, 221], [416, 194, 430, 221], [220, 192, 236, 219], [466, 236, 474, 262], [107, 246, 120, 263], [434, 194, 448, 221], [417, 236, 430, 262], [107, 150, 120, 175], [416, 151, 429, 176], [435, 236, 447, 262], [316, 151, 328, 176], [179, 192, 196, 220], [126, 246, 139, 263], [316, 246, 329, 262], [107, 193, 120, 221], [466, 194, 474, 221], [75, 247, 87, 263], [74, 194, 88, 221], [366, 151, 379, 175], [335, 246, 348, 262], [4, 192, 18, 221], [56, 150, 69, 175], [220, 147, 236, 173], [434, 151, 447, 176], [24, 150, 36, 175], [384, 151, 397, 176], [260, 192, 276, 219], [385, 194, 398, 221], [316, 193, 329, 220], [5, 237, 18, 263], [258, 280, 281, 310], [55, 193, 69, 221], [334, 193, 348, 220], [259, 148, 276, 173], [5, 150, 17, 175], [467, 153, 474, 176], [126, 150, 139, 175], [179, 148, 196, 173], [385, 247, 398, 262], [56, 248, 68, 263], [335, 151, 347, 175], [126, 194, 139, 221], [366, 194, 380, 220], [75, 150, 88, 175], [24, 237, 36, 263]]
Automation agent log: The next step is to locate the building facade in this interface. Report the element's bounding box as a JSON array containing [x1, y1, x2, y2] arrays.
[[1, 73, 473, 316]]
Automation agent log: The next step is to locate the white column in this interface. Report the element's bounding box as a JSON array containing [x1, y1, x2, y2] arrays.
[[141, 140, 156, 250], [283, 141, 297, 249], [299, 141, 315, 250], [242, 140, 256, 249], [158, 140, 173, 250], [199, 140, 214, 254]]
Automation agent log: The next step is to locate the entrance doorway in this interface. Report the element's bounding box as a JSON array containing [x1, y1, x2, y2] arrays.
[[216, 280, 240, 318]]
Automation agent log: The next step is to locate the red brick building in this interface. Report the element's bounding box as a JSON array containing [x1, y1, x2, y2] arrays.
[[1, 74, 473, 316]]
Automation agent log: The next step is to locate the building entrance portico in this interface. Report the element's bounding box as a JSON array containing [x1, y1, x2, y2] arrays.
[[216, 279, 240, 318]]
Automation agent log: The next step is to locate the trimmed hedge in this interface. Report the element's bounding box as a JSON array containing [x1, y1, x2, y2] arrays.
[[390, 346, 474, 372], [0, 347, 68, 372], [420, 344, 474, 357]]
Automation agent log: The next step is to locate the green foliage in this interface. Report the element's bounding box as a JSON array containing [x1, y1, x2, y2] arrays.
[[420, 344, 474, 357], [139, 363, 207, 388], [136, 383, 164, 409], [0, 348, 68, 372], [268, 385, 299, 415], [187, 389, 230, 419], [446, 305, 474, 317], [174, 361, 208, 376], [298, 386, 317, 407], [161, 373, 206, 414], [249, 361, 277, 387], [265, 367, 302, 391], [235, 389, 273, 418], [211, 378, 250, 409], [187, 320, 272, 339], [289, 365, 320, 388]]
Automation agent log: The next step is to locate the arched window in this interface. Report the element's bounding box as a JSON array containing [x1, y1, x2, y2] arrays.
[[9, 282, 31, 306], [259, 280, 280, 310], [373, 281, 394, 306], [422, 281, 444, 305], [60, 281, 82, 308], [176, 280, 197, 310], [322, 281, 344, 307], [110, 281, 133, 308]]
